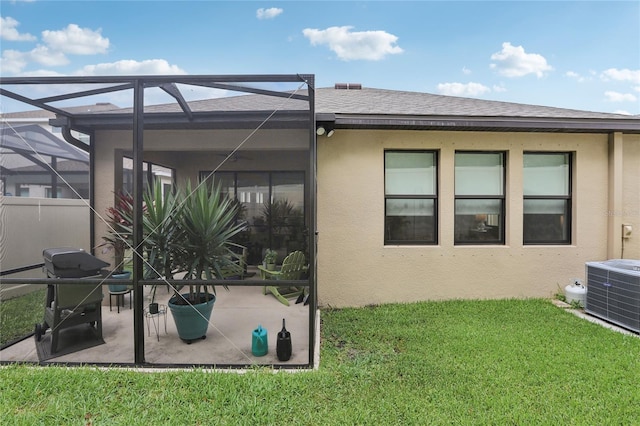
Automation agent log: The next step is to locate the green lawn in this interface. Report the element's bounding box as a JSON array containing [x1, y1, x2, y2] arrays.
[[0, 289, 45, 347], [1, 298, 639, 424]]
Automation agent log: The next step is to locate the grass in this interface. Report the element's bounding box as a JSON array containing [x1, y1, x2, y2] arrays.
[[1, 298, 639, 424], [0, 289, 46, 347]]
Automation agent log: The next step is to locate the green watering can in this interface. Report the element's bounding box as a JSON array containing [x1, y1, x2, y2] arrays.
[[252, 324, 268, 357]]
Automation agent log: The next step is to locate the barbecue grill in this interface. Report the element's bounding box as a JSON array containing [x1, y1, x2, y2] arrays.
[[36, 248, 109, 353], [43, 247, 110, 278]]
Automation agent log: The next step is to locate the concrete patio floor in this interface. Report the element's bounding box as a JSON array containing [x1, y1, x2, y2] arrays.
[[1, 279, 313, 367]]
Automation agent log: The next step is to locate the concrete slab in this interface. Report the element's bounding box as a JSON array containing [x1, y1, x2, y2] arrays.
[[1, 284, 312, 367], [566, 308, 639, 338], [550, 299, 639, 338]]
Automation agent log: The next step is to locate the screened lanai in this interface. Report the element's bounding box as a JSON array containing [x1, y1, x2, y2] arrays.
[[0, 74, 318, 368], [1, 123, 89, 198]]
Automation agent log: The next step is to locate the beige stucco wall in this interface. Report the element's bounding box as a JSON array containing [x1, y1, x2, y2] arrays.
[[91, 126, 638, 308], [316, 129, 632, 307]]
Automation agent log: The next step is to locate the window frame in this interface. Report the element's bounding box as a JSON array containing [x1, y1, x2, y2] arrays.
[[454, 151, 506, 245], [200, 170, 307, 263], [384, 150, 439, 245], [523, 151, 572, 245]]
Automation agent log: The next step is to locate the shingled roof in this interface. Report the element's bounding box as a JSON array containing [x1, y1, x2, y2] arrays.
[[0, 103, 120, 119], [314, 86, 640, 133], [120, 86, 634, 119], [3, 83, 639, 133], [130, 85, 640, 132], [315, 87, 633, 119]]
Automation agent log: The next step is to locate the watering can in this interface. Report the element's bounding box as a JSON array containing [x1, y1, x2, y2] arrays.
[[276, 318, 292, 361], [252, 324, 268, 357]]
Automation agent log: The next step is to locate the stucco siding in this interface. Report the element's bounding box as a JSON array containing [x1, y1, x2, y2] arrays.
[[91, 126, 636, 308], [317, 130, 611, 307]]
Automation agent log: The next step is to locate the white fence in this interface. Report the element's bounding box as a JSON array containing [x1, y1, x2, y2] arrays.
[[0, 196, 91, 299]]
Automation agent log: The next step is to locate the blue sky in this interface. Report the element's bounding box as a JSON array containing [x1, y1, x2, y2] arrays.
[[1, 1, 639, 114]]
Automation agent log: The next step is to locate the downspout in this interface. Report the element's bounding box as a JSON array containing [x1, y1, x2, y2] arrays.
[[607, 132, 624, 259], [61, 126, 90, 154], [61, 125, 96, 255]]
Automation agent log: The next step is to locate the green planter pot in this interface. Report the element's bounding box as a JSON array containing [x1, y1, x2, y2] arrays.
[[168, 294, 216, 343], [108, 271, 131, 292]]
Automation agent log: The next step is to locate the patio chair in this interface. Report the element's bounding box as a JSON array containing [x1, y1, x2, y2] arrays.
[[258, 250, 307, 306], [37, 283, 103, 353], [220, 245, 248, 279]]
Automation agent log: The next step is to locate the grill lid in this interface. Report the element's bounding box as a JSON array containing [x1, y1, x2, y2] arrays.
[[43, 247, 110, 276]]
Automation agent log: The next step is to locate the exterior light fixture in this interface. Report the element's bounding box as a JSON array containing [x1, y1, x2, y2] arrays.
[[316, 125, 335, 137]]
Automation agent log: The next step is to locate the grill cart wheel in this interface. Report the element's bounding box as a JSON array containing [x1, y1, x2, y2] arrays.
[[34, 323, 43, 341]]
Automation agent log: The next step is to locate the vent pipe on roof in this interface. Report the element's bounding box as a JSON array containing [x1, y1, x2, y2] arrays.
[[334, 83, 362, 90]]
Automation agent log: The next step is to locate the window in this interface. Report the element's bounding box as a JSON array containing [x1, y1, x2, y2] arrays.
[[523, 152, 571, 244], [45, 187, 62, 198], [122, 157, 175, 195], [384, 151, 437, 244], [201, 171, 306, 264], [454, 152, 505, 244]]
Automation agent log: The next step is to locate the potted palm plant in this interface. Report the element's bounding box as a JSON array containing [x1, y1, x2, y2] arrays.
[[167, 179, 247, 343], [142, 180, 180, 314], [103, 179, 246, 342]]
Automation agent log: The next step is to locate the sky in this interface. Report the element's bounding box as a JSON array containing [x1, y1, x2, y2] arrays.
[[0, 0, 639, 115]]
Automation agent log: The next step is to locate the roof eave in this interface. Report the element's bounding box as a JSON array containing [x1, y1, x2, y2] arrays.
[[330, 114, 640, 134]]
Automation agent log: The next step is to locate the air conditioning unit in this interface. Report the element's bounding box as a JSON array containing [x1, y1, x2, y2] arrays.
[[585, 259, 640, 333]]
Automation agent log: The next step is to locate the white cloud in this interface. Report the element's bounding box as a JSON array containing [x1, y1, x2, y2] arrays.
[[492, 84, 507, 93], [0, 49, 28, 74], [462, 66, 471, 75], [76, 59, 187, 76], [42, 24, 109, 55], [490, 42, 552, 78], [0, 23, 110, 75], [0, 44, 68, 75], [30, 44, 69, 66], [604, 91, 637, 102], [565, 70, 592, 83], [256, 7, 283, 20], [437, 82, 491, 97], [600, 68, 640, 84], [0, 16, 36, 41], [19, 69, 66, 77], [302, 26, 403, 61]]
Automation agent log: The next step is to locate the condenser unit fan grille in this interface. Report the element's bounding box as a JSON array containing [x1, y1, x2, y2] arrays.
[[585, 260, 640, 333]]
